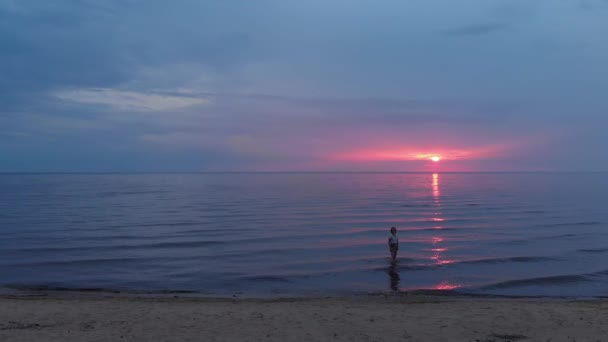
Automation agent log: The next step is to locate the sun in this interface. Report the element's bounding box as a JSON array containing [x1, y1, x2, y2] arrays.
[[431, 156, 441, 162]]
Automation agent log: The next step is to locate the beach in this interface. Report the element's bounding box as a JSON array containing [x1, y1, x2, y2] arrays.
[[1, 293, 607, 341]]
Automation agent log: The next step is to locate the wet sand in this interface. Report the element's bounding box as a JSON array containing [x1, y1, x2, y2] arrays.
[[1, 293, 607, 341]]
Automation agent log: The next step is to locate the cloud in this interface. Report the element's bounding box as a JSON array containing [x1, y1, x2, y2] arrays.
[[1, 0, 608, 171], [578, 0, 608, 10], [0, 0, 261, 111], [0, 131, 30, 138], [54, 88, 210, 112]]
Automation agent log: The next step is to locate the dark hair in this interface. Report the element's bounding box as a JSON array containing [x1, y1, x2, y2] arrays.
[[390, 226, 397, 232]]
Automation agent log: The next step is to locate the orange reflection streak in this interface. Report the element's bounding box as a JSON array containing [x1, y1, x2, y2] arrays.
[[429, 173, 456, 266], [434, 281, 461, 291], [432, 173, 440, 203], [431, 236, 444, 244]]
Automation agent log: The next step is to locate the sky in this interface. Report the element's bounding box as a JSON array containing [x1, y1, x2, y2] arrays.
[[1, 0, 607, 172]]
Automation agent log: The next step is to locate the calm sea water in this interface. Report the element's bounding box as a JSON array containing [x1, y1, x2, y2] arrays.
[[1, 173, 607, 297]]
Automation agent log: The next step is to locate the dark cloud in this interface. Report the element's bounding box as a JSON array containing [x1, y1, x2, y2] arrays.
[[0, 0, 263, 108], [0, 1, 128, 107]]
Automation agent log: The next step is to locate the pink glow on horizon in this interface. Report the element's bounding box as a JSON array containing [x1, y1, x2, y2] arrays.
[[331, 143, 514, 165], [220, 138, 535, 172], [335, 149, 474, 161]]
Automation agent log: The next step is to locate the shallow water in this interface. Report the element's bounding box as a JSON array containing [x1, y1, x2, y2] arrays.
[[1, 173, 607, 297]]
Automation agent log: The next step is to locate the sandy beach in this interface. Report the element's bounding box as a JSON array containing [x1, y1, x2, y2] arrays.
[[1, 293, 607, 342]]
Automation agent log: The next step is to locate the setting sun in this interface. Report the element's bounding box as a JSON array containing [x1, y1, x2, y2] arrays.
[[431, 156, 441, 162]]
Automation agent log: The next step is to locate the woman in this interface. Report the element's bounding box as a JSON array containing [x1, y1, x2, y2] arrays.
[[387, 226, 399, 261]]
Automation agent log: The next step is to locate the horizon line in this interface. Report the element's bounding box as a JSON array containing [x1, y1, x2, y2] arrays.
[[1, 171, 607, 175]]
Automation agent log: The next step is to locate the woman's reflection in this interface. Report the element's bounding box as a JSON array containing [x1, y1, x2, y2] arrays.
[[388, 260, 400, 291]]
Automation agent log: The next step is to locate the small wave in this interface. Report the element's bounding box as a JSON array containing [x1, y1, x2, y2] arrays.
[[493, 239, 527, 246], [129, 222, 205, 228], [4, 284, 122, 293], [101, 222, 209, 230], [3, 284, 200, 295], [96, 190, 169, 197], [497, 233, 581, 245], [5, 254, 229, 268], [578, 248, 608, 254], [590, 270, 608, 277], [540, 221, 602, 228], [400, 265, 436, 271], [219, 248, 293, 259], [419, 227, 461, 232], [73, 235, 163, 242], [415, 218, 472, 224], [179, 228, 255, 234], [11, 257, 147, 267], [371, 264, 436, 272], [404, 289, 461, 296], [370, 256, 555, 272], [14, 240, 226, 253], [241, 275, 292, 283], [461, 256, 557, 265], [105, 240, 227, 250], [481, 274, 590, 290], [545, 233, 578, 239]]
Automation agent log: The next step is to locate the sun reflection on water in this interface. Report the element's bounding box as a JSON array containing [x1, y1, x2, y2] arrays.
[[432, 173, 440, 202], [429, 173, 455, 267], [389, 173, 461, 292]]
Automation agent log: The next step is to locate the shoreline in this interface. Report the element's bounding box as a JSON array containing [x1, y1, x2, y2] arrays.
[[1, 292, 607, 341], [6, 289, 603, 303], [3, 285, 608, 301]]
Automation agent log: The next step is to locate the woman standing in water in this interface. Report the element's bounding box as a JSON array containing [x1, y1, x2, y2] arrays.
[[388, 226, 399, 261]]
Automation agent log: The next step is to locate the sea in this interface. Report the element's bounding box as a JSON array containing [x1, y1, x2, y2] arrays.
[[1, 172, 607, 297]]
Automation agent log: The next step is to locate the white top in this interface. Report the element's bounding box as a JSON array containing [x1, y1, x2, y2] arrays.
[[389, 234, 398, 245]]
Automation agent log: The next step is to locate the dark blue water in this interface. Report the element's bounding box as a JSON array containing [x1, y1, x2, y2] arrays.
[[1, 173, 608, 297]]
